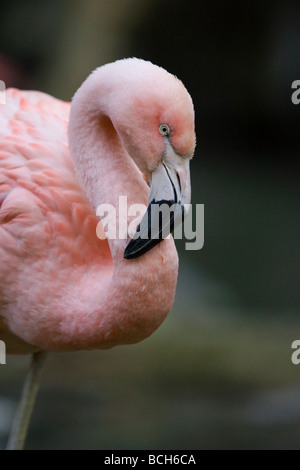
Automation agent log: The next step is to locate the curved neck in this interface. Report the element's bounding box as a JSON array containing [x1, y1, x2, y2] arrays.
[[68, 72, 149, 261]]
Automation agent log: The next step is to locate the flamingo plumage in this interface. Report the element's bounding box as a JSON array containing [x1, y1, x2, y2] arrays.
[[0, 58, 195, 448]]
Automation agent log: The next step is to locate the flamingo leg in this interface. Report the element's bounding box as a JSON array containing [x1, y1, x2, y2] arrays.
[[6, 351, 47, 450]]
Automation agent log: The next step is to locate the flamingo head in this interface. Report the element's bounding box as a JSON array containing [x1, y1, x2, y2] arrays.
[[105, 59, 196, 259]]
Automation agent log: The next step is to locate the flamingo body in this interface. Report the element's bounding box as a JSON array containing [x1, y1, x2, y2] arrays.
[[0, 90, 108, 352], [0, 59, 195, 354]]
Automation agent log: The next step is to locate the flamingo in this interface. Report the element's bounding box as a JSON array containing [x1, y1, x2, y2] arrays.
[[0, 58, 196, 449]]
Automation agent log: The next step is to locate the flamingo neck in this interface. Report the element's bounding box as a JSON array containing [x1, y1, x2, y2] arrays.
[[68, 73, 148, 262]]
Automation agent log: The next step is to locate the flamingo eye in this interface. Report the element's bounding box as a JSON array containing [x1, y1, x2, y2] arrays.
[[159, 124, 170, 136]]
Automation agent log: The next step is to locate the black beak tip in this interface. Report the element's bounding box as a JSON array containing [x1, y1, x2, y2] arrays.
[[123, 238, 141, 260], [124, 245, 136, 260], [124, 237, 162, 260]]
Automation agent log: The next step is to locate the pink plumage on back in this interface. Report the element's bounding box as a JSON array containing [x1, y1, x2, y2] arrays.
[[0, 89, 111, 352]]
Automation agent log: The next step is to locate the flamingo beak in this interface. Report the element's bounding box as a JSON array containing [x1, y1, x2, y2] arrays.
[[124, 154, 191, 259]]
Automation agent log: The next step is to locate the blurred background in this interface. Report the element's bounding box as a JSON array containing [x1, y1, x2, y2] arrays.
[[0, 0, 300, 450]]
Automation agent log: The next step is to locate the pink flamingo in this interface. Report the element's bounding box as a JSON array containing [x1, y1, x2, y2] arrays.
[[0, 58, 195, 449]]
